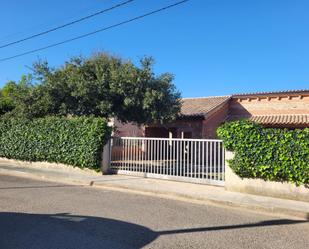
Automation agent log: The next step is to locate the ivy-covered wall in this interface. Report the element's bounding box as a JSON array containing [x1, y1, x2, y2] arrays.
[[217, 120, 309, 186], [0, 117, 111, 170]]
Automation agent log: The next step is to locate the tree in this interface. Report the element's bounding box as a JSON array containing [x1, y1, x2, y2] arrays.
[[0, 75, 39, 117], [0, 81, 16, 115], [12, 53, 181, 124]]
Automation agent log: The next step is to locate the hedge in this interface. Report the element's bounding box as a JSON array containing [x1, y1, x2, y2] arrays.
[[217, 120, 309, 186], [0, 117, 111, 170]]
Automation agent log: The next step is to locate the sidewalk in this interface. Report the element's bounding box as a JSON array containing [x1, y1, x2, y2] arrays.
[[0, 161, 308, 220]]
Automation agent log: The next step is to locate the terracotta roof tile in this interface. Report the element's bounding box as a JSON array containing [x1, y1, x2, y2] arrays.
[[232, 89, 309, 97], [228, 114, 309, 126], [181, 96, 230, 117]]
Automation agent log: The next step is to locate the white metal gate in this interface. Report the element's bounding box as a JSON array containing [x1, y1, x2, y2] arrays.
[[110, 137, 225, 186]]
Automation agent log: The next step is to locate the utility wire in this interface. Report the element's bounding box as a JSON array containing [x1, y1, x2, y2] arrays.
[[0, 0, 135, 49], [0, 0, 188, 63], [0, 1, 116, 43]]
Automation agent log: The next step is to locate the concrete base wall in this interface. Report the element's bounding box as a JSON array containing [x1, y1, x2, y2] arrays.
[[101, 140, 111, 174], [225, 151, 309, 202], [0, 157, 100, 176]]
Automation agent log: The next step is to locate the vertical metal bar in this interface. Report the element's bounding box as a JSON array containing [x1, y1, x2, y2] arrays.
[[132, 139, 134, 171], [115, 138, 122, 169], [153, 139, 155, 174], [131, 139, 134, 172], [198, 141, 201, 179], [121, 139, 126, 170], [136, 139, 138, 172], [137, 139, 140, 172], [217, 142, 222, 180], [194, 141, 197, 178], [169, 141, 174, 175], [135, 139, 138, 172], [210, 141, 213, 179], [127, 139, 130, 171], [160, 140, 164, 174], [172, 141, 176, 176], [156, 139, 159, 174], [189, 141, 192, 178], [150, 139, 153, 174], [116, 138, 119, 169], [181, 140, 183, 177], [139, 139, 142, 172], [206, 141, 209, 179], [126, 139, 129, 171], [145, 140, 149, 173], [167, 140, 169, 175], [140, 139, 143, 172], [182, 140, 185, 177], [114, 138, 116, 168], [201, 141, 205, 179], [185, 140, 188, 177], [222, 142, 225, 181], [163, 140, 169, 175], [214, 141, 217, 180], [177, 140, 180, 176], [128, 139, 133, 171]]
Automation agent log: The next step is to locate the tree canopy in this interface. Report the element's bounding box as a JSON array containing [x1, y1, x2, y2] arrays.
[[0, 53, 181, 124]]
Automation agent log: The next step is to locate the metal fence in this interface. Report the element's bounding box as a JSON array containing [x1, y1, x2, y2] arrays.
[[110, 137, 225, 186]]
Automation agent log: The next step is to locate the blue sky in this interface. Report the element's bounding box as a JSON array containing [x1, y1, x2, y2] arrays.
[[0, 0, 308, 97]]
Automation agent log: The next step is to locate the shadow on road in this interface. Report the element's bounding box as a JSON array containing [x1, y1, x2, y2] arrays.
[[0, 212, 307, 249]]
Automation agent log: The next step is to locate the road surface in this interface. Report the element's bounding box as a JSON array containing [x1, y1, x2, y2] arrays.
[[0, 174, 308, 249]]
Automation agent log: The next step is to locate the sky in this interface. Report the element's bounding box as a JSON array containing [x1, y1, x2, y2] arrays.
[[0, 0, 308, 97]]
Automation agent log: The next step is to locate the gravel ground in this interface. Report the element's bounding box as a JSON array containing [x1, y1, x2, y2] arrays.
[[0, 174, 308, 249]]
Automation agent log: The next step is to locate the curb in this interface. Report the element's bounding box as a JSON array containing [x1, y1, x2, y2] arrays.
[[0, 166, 308, 220], [90, 181, 309, 220]]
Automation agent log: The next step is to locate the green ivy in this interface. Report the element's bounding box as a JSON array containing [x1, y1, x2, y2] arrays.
[[0, 116, 111, 170], [217, 120, 309, 186]]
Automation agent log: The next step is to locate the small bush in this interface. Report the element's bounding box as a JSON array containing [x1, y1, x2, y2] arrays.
[[217, 120, 309, 186], [0, 116, 111, 170]]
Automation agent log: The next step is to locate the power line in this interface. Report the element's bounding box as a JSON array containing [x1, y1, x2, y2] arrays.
[[0, 0, 188, 63], [0, 1, 116, 43], [0, 0, 135, 49]]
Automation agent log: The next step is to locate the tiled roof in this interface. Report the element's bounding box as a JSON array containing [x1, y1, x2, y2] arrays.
[[228, 114, 309, 126], [232, 89, 309, 97], [181, 96, 230, 117]]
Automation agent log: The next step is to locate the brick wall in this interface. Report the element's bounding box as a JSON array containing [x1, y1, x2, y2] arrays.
[[113, 119, 144, 137], [145, 119, 204, 138], [202, 102, 229, 138], [229, 95, 309, 116]]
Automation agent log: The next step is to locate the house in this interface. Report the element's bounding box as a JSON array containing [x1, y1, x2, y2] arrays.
[[114, 89, 309, 139], [145, 96, 230, 139]]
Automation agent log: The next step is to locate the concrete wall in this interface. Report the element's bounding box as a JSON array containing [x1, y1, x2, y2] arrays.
[[225, 151, 309, 202]]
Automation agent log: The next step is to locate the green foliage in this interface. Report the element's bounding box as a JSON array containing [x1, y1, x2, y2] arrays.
[[0, 76, 35, 117], [2, 53, 181, 124], [0, 116, 111, 170], [217, 120, 309, 186]]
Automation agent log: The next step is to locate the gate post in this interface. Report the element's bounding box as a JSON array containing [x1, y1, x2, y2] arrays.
[[224, 150, 238, 190], [101, 139, 111, 174]]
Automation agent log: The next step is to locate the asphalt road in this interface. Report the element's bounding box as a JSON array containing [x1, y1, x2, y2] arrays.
[[0, 174, 308, 249]]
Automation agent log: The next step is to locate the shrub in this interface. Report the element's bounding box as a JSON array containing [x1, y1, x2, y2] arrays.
[[217, 120, 309, 186], [0, 116, 111, 170]]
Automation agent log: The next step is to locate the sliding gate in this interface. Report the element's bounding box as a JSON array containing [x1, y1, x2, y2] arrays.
[[110, 137, 225, 186]]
